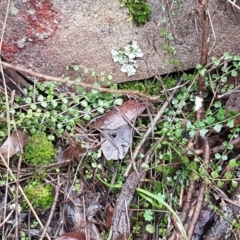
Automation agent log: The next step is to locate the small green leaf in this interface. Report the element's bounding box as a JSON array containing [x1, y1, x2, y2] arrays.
[[231, 70, 238, 77], [37, 95, 45, 102], [83, 114, 91, 121], [48, 135, 55, 141], [200, 128, 208, 137], [91, 162, 98, 168], [223, 52, 232, 60], [199, 68, 206, 76], [220, 76, 227, 82], [205, 116, 215, 125], [81, 100, 88, 107], [97, 107, 105, 114], [182, 156, 189, 164], [30, 103, 37, 110], [73, 65, 80, 71], [107, 75, 113, 80], [224, 171, 233, 179], [211, 171, 219, 179], [211, 56, 220, 65], [231, 180, 238, 188], [221, 154, 228, 161], [213, 123, 222, 132], [51, 100, 58, 108], [233, 55, 240, 61], [141, 163, 149, 169], [144, 210, 154, 221], [61, 104, 67, 111], [41, 102, 48, 108], [217, 109, 226, 121], [196, 63, 202, 69], [227, 119, 234, 128], [217, 180, 224, 188], [62, 98, 68, 104], [190, 162, 197, 170], [162, 43, 168, 51], [146, 224, 155, 234], [114, 98, 123, 105], [214, 101, 222, 108], [229, 159, 237, 168]]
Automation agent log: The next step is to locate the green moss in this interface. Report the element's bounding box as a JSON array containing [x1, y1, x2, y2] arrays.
[[23, 180, 54, 209], [121, 0, 151, 24], [24, 133, 55, 165], [118, 79, 161, 95], [163, 76, 179, 89]]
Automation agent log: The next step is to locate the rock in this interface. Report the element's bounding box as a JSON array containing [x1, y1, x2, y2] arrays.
[[0, 0, 240, 84]]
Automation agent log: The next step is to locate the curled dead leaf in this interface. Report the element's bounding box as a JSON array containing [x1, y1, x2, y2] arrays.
[[91, 100, 145, 160], [92, 100, 145, 130], [0, 130, 29, 159]]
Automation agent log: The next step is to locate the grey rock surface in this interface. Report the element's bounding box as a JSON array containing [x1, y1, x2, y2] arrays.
[[0, 0, 240, 84]]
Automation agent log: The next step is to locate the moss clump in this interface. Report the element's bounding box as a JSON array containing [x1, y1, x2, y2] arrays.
[[121, 0, 151, 24], [118, 79, 161, 95], [23, 180, 54, 209], [24, 133, 55, 165]]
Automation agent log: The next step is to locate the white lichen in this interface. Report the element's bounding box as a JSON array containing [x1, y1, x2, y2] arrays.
[[111, 41, 143, 77]]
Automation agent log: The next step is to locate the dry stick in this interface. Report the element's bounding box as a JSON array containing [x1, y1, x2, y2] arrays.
[[227, 0, 240, 10], [185, 2, 209, 238], [0, 1, 12, 238], [0, 210, 14, 228], [123, 79, 182, 177], [0, 61, 160, 102], [169, 1, 210, 238], [196, 0, 209, 123], [165, 0, 178, 40], [187, 140, 210, 239], [0, 153, 51, 240], [39, 176, 62, 240], [168, 172, 196, 240], [15, 127, 25, 240]]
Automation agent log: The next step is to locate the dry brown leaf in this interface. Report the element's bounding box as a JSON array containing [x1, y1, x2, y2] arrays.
[[0, 130, 29, 159], [106, 204, 114, 230], [91, 100, 145, 160], [92, 100, 145, 130]]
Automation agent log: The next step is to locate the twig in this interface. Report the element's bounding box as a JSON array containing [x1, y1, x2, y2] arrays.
[[0, 1, 12, 238], [168, 172, 196, 240], [123, 79, 182, 177], [0, 153, 51, 240], [39, 176, 62, 240], [207, 9, 216, 55], [196, 0, 209, 123], [165, 0, 178, 40], [0, 210, 14, 228], [181, 173, 196, 223], [187, 140, 210, 239], [227, 0, 240, 11], [0, 61, 160, 102]]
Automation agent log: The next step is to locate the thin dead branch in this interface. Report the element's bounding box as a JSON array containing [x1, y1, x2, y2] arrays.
[[187, 139, 210, 239], [165, 0, 178, 40], [196, 0, 209, 123], [0, 153, 51, 240], [39, 176, 62, 240], [227, 0, 240, 11], [0, 61, 160, 102], [124, 79, 183, 177]]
